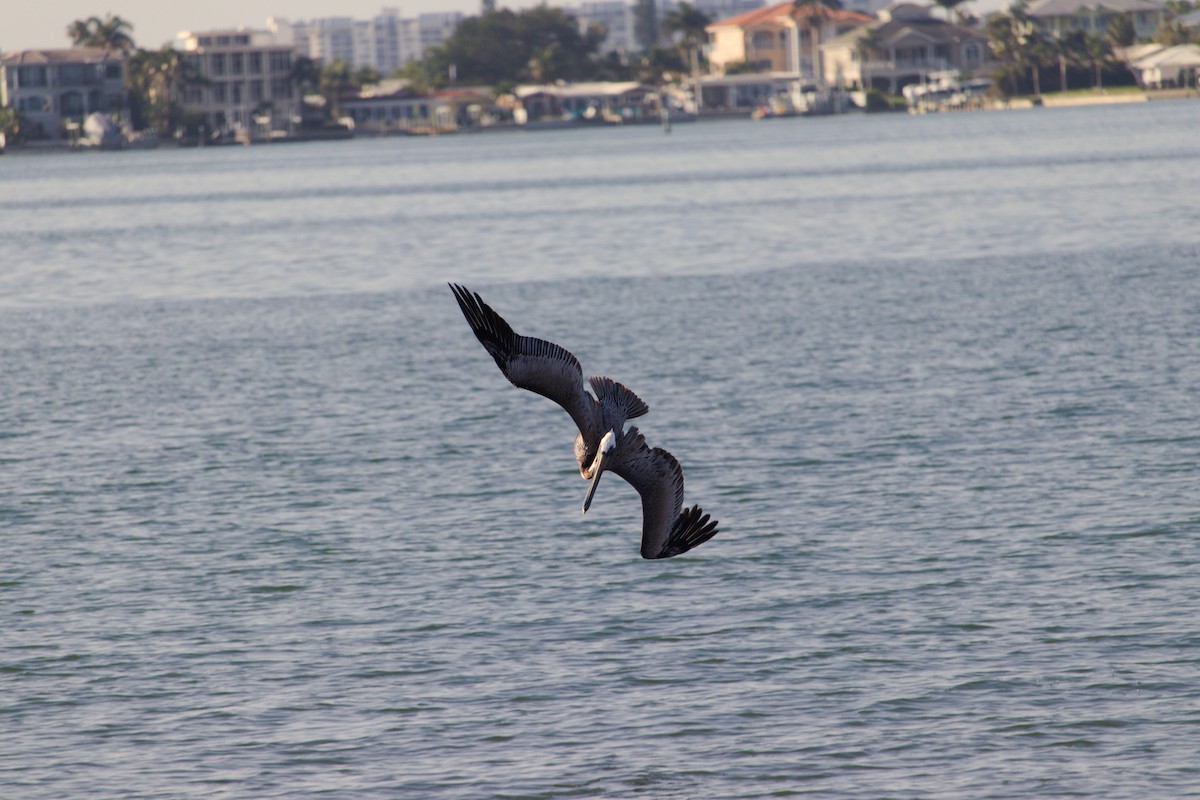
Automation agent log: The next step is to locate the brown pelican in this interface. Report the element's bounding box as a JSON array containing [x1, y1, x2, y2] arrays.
[[449, 284, 719, 559]]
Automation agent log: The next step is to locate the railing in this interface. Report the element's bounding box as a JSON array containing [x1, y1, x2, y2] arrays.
[[860, 58, 953, 73]]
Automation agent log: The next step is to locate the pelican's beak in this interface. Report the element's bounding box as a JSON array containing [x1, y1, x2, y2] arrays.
[[581, 430, 617, 515], [582, 453, 606, 514]]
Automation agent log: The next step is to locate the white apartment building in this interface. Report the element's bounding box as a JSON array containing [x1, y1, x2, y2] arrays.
[[267, 8, 464, 75], [176, 29, 299, 133]]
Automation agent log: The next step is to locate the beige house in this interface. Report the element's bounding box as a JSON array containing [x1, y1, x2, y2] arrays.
[[0, 48, 129, 141], [822, 3, 994, 93], [176, 29, 299, 135], [706, 1, 872, 84], [1027, 0, 1165, 40]]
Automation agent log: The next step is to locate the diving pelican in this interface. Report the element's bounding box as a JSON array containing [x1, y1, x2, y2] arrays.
[[449, 283, 718, 559]]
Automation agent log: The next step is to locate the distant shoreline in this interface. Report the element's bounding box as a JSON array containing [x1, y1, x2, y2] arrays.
[[3, 88, 1196, 156]]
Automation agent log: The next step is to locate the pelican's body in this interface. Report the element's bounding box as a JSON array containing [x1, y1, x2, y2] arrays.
[[450, 284, 718, 559]]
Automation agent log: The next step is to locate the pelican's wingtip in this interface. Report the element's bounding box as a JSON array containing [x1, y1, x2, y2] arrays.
[[649, 505, 719, 559]]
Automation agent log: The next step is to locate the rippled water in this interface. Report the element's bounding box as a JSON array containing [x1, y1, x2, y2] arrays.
[[3, 103, 1200, 798]]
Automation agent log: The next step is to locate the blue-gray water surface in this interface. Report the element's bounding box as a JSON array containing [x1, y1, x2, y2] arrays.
[[3, 103, 1199, 798]]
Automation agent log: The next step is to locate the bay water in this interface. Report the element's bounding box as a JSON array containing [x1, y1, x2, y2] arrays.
[[3, 102, 1199, 798]]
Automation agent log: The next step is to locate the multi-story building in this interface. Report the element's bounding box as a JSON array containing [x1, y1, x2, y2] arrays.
[[176, 29, 299, 134], [0, 47, 129, 141], [1027, 0, 1165, 41], [706, 1, 871, 81], [564, 0, 766, 57], [821, 4, 994, 93], [267, 8, 464, 75]]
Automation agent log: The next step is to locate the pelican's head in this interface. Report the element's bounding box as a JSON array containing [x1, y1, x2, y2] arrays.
[[581, 429, 618, 514]]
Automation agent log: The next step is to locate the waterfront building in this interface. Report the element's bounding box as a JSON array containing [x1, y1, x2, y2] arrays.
[[706, 1, 871, 83], [0, 48, 129, 141], [340, 81, 493, 131], [515, 81, 659, 121], [821, 3, 994, 93], [1128, 43, 1200, 88], [266, 8, 464, 74], [1026, 0, 1166, 41], [175, 29, 298, 134]]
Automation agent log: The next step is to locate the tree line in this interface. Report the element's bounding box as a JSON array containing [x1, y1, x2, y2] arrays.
[[984, 0, 1196, 95]]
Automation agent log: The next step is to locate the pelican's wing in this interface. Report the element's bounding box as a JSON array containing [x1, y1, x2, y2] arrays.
[[450, 284, 599, 438], [610, 428, 719, 559]]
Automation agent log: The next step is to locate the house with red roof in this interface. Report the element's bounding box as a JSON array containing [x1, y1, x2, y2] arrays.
[[706, 1, 873, 84]]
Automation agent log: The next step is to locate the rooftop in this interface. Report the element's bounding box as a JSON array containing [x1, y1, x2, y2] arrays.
[[1026, 0, 1164, 16], [1, 47, 124, 65], [707, 1, 872, 30]]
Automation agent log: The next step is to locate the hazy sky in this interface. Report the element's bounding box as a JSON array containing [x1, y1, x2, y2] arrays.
[[8, 0, 1005, 54], [5, 0, 488, 52]]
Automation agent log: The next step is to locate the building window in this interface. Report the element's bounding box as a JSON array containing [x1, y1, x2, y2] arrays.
[[105, 63, 122, 80], [212, 82, 227, 102], [58, 64, 87, 86], [249, 52, 263, 73], [268, 51, 292, 72], [211, 53, 226, 75], [249, 80, 263, 101], [18, 65, 49, 87], [60, 91, 85, 115], [269, 78, 292, 99], [231, 53, 244, 74], [17, 95, 51, 112]]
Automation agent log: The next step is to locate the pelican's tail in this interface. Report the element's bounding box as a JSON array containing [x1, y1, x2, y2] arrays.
[[588, 376, 649, 420], [651, 505, 719, 559]]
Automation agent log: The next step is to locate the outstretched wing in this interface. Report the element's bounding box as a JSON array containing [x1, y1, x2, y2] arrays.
[[610, 428, 719, 559], [450, 284, 600, 440]]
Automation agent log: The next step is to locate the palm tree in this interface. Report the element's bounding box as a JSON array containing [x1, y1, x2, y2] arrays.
[[1084, 32, 1113, 89], [854, 26, 884, 92], [1053, 29, 1087, 91], [792, 0, 842, 87], [126, 46, 207, 133], [66, 14, 136, 54], [986, 1, 1050, 95], [319, 59, 358, 120], [662, 2, 712, 77]]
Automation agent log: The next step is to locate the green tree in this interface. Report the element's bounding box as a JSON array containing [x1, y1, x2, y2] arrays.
[[854, 25, 884, 91], [633, 0, 660, 51], [319, 59, 358, 119], [424, 6, 604, 86], [986, 1, 1049, 95], [66, 14, 135, 53], [1053, 29, 1088, 91], [0, 106, 28, 143], [663, 2, 712, 76], [1107, 13, 1136, 48], [791, 0, 842, 86], [1154, 19, 1193, 45], [1084, 32, 1113, 88], [125, 46, 206, 133]]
